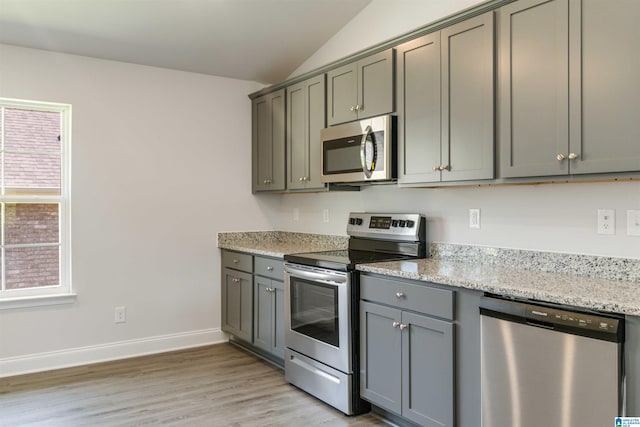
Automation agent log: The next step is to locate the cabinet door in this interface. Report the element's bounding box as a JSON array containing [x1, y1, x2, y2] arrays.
[[286, 75, 326, 190], [442, 12, 495, 182], [498, 0, 570, 178], [357, 49, 395, 120], [252, 89, 286, 192], [221, 268, 253, 342], [569, 0, 640, 174], [272, 280, 285, 359], [253, 276, 273, 353], [396, 33, 442, 184], [359, 301, 402, 414], [327, 63, 357, 125], [402, 311, 454, 427]]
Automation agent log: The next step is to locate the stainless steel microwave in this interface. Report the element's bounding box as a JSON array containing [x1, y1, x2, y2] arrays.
[[320, 115, 396, 184]]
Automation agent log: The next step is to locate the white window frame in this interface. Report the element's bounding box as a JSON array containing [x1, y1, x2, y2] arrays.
[[0, 98, 74, 309]]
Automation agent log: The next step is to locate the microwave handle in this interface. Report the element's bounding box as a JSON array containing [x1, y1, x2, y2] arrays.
[[360, 125, 376, 178]]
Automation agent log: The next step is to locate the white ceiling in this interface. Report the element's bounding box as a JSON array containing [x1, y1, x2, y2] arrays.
[[0, 0, 372, 84]]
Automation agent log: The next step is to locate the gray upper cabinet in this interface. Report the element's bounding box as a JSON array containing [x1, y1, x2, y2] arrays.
[[498, 0, 571, 178], [397, 12, 494, 185], [327, 49, 394, 126], [286, 75, 326, 190], [252, 89, 286, 192], [499, 0, 640, 178], [569, 0, 640, 174]]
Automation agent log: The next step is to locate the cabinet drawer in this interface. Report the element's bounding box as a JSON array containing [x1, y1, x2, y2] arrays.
[[222, 250, 253, 272], [254, 256, 284, 280], [360, 275, 454, 320]]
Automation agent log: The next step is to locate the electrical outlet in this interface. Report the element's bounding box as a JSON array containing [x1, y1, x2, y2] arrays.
[[469, 209, 480, 229], [293, 207, 299, 221], [114, 306, 126, 324], [628, 210, 640, 236], [597, 209, 615, 235], [323, 209, 330, 223]]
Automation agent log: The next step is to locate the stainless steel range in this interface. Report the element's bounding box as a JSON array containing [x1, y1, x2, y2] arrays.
[[283, 212, 426, 415]]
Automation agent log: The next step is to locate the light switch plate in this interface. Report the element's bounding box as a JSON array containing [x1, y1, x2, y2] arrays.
[[469, 209, 480, 229], [627, 210, 640, 236]]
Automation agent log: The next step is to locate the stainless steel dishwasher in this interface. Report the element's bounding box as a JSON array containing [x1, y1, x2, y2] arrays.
[[480, 295, 625, 427]]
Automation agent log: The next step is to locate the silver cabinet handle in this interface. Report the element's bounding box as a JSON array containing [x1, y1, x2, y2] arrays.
[[399, 323, 409, 330], [263, 179, 272, 184], [433, 165, 440, 171], [557, 154, 566, 161], [568, 152, 578, 160], [232, 277, 240, 283], [267, 266, 274, 271], [232, 259, 239, 264], [392, 321, 401, 328], [356, 104, 363, 111], [350, 106, 356, 112], [395, 292, 405, 299], [439, 164, 450, 171], [265, 287, 275, 293]]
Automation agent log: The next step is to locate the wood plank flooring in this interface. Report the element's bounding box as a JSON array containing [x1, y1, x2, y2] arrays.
[[0, 343, 389, 426]]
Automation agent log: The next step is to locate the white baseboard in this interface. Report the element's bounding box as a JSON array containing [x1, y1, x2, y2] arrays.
[[0, 328, 228, 378]]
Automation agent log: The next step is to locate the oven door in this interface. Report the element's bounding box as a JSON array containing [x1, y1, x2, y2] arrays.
[[284, 263, 352, 374]]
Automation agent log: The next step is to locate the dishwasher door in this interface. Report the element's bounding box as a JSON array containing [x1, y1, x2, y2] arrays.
[[480, 296, 624, 427]]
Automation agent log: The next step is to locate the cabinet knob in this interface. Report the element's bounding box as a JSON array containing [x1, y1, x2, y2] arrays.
[[439, 164, 450, 171], [350, 106, 356, 112], [392, 321, 401, 328], [263, 179, 272, 184], [557, 154, 566, 161], [232, 277, 240, 283], [395, 292, 405, 299], [266, 287, 275, 293], [267, 266, 274, 271], [232, 259, 239, 263], [399, 323, 409, 331], [568, 152, 578, 160], [356, 104, 363, 111]]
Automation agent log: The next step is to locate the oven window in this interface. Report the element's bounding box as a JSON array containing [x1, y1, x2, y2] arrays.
[[290, 277, 339, 347]]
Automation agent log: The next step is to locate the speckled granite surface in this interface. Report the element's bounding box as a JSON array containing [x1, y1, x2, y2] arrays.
[[217, 231, 348, 258], [358, 257, 640, 316], [431, 243, 640, 282]]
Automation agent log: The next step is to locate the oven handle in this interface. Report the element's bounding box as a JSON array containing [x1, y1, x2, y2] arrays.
[[284, 264, 348, 284]]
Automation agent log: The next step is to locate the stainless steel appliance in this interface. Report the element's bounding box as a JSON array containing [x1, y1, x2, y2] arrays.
[[283, 212, 426, 415], [320, 115, 396, 184], [480, 295, 625, 427]]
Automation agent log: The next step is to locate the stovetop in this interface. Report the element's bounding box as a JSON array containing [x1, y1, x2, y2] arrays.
[[284, 249, 416, 272]]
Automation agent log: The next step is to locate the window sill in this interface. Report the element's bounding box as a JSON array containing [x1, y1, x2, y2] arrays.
[[0, 293, 77, 310]]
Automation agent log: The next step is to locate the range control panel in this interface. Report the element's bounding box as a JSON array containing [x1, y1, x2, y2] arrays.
[[347, 212, 425, 242]]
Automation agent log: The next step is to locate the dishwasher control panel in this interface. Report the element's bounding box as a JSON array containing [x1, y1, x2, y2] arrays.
[[525, 306, 619, 333]]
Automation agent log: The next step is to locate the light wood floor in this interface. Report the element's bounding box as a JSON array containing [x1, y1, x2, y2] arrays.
[[0, 343, 389, 426]]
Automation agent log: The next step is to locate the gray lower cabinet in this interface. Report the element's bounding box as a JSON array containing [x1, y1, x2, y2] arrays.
[[360, 275, 455, 427], [499, 0, 640, 178], [252, 89, 285, 192], [327, 49, 394, 126], [397, 12, 494, 185], [221, 250, 285, 364], [253, 274, 285, 360], [286, 75, 326, 191], [221, 251, 253, 342], [626, 316, 640, 415]]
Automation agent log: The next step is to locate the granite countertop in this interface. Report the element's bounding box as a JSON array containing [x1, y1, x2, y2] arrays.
[[217, 231, 347, 258], [218, 231, 640, 316], [358, 258, 640, 316]]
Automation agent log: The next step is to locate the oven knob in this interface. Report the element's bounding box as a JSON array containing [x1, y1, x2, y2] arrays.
[[391, 220, 399, 227], [406, 220, 415, 228], [398, 220, 407, 227], [349, 218, 356, 225], [355, 218, 363, 226]]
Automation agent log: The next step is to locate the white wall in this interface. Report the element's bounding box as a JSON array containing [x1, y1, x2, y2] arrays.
[[282, 0, 640, 259], [0, 44, 276, 373]]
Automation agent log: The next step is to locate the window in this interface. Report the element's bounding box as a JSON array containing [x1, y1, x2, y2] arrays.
[[0, 98, 71, 306]]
